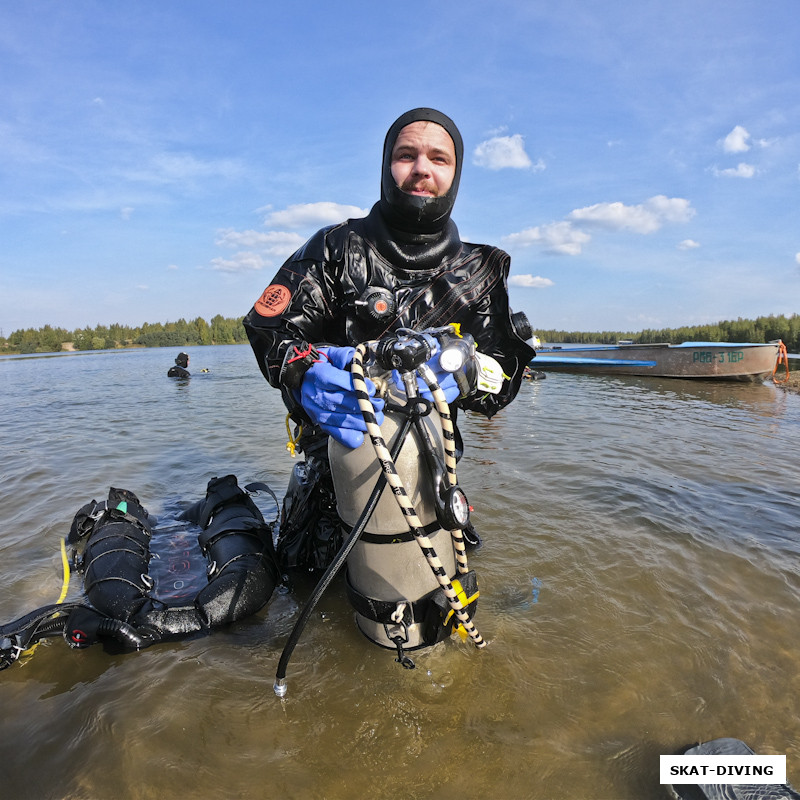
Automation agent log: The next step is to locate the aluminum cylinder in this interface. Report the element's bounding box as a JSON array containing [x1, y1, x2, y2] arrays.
[[329, 387, 455, 649]]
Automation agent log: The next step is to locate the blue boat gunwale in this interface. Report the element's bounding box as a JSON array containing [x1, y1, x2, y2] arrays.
[[536, 341, 778, 354], [533, 355, 658, 367]]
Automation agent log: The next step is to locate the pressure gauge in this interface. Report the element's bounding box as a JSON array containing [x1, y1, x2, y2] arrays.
[[441, 485, 470, 530]]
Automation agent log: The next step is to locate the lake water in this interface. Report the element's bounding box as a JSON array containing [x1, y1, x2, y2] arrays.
[[1, 344, 799, 799]]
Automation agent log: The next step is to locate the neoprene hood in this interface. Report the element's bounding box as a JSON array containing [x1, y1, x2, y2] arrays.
[[379, 108, 463, 235]]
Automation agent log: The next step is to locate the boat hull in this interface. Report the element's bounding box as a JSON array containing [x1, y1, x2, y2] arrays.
[[532, 341, 781, 381]]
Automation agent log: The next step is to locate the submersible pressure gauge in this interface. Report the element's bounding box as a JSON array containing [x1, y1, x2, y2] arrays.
[[440, 485, 470, 530]]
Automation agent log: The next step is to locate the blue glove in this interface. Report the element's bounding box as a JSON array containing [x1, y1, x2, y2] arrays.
[[298, 346, 385, 449], [392, 337, 461, 404]]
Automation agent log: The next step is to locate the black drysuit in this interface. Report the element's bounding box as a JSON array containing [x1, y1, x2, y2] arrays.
[[244, 205, 534, 418]]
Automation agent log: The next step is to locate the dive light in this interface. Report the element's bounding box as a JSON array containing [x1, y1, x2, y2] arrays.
[[436, 330, 477, 397]]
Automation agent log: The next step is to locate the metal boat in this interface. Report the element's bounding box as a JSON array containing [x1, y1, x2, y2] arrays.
[[532, 340, 783, 381]]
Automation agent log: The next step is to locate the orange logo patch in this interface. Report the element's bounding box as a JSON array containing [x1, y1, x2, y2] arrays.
[[255, 284, 292, 317]]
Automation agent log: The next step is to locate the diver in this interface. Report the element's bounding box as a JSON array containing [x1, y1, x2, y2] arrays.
[[243, 108, 536, 573], [168, 352, 190, 379]]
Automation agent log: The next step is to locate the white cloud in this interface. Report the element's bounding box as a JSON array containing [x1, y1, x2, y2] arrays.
[[167, 264, 179, 270], [211, 228, 306, 273], [509, 274, 554, 288], [567, 195, 695, 234], [208, 202, 371, 275], [215, 229, 305, 251], [678, 239, 700, 250], [209, 203, 369, 274], [473, 134, 540, 171], [503, 195, 695, 258], [721, 125, 751, 153], [796, 252, 800, 266], [712, 162, 756, 178], [265, 202, 368, 229], [210, 252, 271, 273], [120, 206, 134, 220], [503, 221, 591, 255], [118, 153, 245, 185]]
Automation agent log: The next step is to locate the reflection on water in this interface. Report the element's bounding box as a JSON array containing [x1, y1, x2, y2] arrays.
[[2, 347, 800, 799]]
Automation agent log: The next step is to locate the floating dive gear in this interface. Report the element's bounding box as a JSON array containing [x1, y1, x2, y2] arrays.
[[0, 475, 279, 669], [3, 329, 500, 690]]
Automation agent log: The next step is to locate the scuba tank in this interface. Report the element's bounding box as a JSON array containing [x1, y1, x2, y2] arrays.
[[274, 326, 499, 696], [330, 377, 457, 650], [333, 328, 482, 654]]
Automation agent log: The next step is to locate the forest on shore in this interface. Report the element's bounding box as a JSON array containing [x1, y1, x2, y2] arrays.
[[1, 315, 248, 354], [537, 312, 800, 351], [1, 312, 799, 355]]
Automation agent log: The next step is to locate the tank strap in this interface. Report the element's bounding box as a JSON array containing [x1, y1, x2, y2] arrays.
[[347, 518, 440, 545], [345, 571, 424, 625], [345, 569, 480, 647]]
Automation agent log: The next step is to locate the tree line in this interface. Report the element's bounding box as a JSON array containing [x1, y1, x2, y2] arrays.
[[2, 311, 799, 356], [1, 315, 249, 354], [537, 313, 800, 352]]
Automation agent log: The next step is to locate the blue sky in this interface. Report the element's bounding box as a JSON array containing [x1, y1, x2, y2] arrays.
[[1, 0, 798, 337]]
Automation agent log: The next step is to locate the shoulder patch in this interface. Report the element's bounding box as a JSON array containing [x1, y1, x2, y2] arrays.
[[255, 284, 292, 317]]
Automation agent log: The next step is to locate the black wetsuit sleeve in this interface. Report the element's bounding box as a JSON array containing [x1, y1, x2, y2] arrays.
[[243, 229, 342, 389]]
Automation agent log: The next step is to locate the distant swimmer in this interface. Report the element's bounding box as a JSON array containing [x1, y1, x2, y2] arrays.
[[168, 352, 191, 379], [522, 365, 546, 381]]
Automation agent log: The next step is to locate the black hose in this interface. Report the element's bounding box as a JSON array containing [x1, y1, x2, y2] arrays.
[[274, 411, 415, 697], [32, 616, 69, 637], [97, 617, 149, 650], [0, 602, 82, 638]]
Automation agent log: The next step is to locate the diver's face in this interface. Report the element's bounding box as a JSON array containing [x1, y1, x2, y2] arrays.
[[390, 121, 456, 198]]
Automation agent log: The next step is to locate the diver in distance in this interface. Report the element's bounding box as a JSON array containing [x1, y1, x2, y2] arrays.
[[168, 352, 190, 379]]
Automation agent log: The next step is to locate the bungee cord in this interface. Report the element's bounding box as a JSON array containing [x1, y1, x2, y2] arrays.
[[417, 361, 469, 577]]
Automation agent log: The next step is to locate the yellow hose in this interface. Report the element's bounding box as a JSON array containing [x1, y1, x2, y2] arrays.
[[56, 537, 71, 604], [21, 538, 71, 659]]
